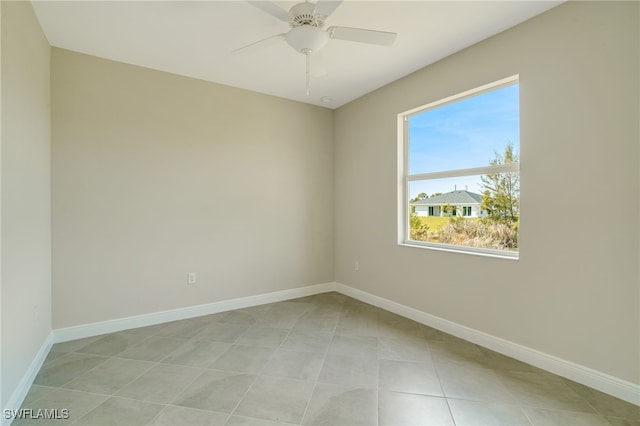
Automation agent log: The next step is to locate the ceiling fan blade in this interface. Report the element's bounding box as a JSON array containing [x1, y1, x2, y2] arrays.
[[328, 26, 397, 46], [232, 33, 286, 54], [310, 51, 327, 78], [247, 1, 290, 22], [314, 0, 343, 18]]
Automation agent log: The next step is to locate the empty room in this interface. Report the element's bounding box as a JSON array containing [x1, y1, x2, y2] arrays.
[[1, 0, 638, 425]]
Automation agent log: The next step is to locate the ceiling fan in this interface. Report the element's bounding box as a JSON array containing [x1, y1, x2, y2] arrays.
[[235, 0, 398, 95]]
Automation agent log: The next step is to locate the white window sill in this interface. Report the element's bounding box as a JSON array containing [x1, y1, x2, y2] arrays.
[[399, 240, 519, 260]]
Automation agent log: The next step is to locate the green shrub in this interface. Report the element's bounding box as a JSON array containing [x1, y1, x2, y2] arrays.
[[409, 213, 429, 241]]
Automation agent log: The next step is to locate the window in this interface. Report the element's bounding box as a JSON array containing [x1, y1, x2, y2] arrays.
[[399, 76, 520, 258]]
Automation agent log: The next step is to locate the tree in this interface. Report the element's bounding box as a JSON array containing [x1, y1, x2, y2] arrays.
[[409, 212, 429, 240], [480, 143, 519, 221], [410, 193, 427, 202], [408, 193, 429, 240], [409, 193, 427, 214]]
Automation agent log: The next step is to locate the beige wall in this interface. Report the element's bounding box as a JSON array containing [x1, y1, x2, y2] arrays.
[[1, 1, 52, 408], [51, 49, 334, 328], [334, 1, 639, 385], [2, 0, 637, 407]]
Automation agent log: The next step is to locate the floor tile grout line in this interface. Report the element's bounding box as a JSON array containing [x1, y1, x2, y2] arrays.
[[298, 300, 344, 425], [162, 364, 234, 417], [157, 299, 321, 422], [163, 308, 268, 419], [376, 337, 380, 426], [489, 369, 612, 417], [203, 339, 241, 370], [225, 301, 316, 423], [518, 403, 536, 426], [579, 392, 616, 419], [154, 406, 227, 426], [35, 293, 639, 425], [68, 394, 168, 426], [431, 349, 456, 425], [34, 351, 112, 390], [91, 355, 158, 394], [34, 338, 175, 426], [67, 353, 162, 421], [373, 304, 384, 426], [71, 316, 230, 423], [64, 353, 164, 425]]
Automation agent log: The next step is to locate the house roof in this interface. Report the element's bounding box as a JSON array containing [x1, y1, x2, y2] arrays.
[[412, 190, 483, 206]]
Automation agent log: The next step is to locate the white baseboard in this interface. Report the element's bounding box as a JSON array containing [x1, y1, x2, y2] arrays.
[[335, 282, 640, 406], [2, 332, 54, 426], [47, 280, 639, 406], [3, 283, 336, 426], [53, 282, 337, 343]]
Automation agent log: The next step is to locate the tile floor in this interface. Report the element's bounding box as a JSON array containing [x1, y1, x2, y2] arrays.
[[16, 292, 640, 425]]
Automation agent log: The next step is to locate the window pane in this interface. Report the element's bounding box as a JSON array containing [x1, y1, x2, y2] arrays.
[[408, 83, 519, 174], [409, 175, 519, 252]]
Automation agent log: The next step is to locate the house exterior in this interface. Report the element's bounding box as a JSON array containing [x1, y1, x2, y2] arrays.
[[412, 190, 487, 218]]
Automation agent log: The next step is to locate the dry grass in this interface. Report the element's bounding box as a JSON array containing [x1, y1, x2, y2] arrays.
[[410, 217, 518, 250], [440, 218, 518, 250]]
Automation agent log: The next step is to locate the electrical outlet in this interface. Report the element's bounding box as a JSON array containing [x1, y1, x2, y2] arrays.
[[187, 272, 197, 285], [354, 260, 359, 271]]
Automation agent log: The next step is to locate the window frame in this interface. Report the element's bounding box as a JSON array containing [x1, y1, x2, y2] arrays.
[[397, 75, 520, 259]]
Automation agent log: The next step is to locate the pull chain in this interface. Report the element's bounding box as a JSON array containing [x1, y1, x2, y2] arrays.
[[304, 49, 311, 96]]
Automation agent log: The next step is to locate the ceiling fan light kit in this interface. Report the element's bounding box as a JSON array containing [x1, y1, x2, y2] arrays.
[[286, 26, 329, 54], [239, 0, 398, 96]]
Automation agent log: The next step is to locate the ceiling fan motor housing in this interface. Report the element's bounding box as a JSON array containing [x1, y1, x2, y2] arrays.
[[289, 2, 324, 28], [240, 0, 397, 58]]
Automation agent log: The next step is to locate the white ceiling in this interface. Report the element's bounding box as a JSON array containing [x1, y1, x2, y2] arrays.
[[31, 1, 562, 109]]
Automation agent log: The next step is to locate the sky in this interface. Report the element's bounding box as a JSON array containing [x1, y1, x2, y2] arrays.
[[408, 83, 519, 198]]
